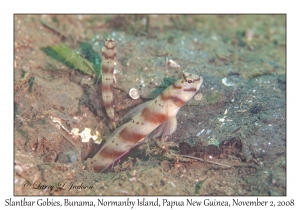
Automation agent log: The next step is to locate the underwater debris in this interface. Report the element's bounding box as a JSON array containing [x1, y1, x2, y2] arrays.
[[181, 155, 232, 168], [250, 104, 262, 114], [196, 129, 205, 137], [71, 128, 101, 144], [204, 145, 220, 160], [129, 88, 140, 99], [166, 57, 180, 68], [49, 44, 95, 76], [50, 116, 101, 144], [194, 92, 203, 101], [222, 77, 235, 87]]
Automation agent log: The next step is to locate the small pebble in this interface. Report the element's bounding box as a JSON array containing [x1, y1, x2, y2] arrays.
[[194, 92, 203, 101], [246, 29, 254, 42], [129, 177, 137, 182], [129, 88, 140, 99], [167, 59, 180, 68], [196, 129, 205, 137], [222, 77, 235, 86]]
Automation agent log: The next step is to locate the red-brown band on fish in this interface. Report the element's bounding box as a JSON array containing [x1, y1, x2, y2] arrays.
[[119, 128, 147, 144], [160, 92, 187, 107], [98, 146, 125, 160], [102, 60, 115, 71], [172, 83, 182, 89], [102, 83, 113, 93], [183, 87, 197, 92], [102, 50, 116, 60], [141, 107, 168, 124]]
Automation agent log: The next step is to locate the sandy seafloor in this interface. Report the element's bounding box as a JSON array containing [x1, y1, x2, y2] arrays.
[[14, 14, 286, 196]]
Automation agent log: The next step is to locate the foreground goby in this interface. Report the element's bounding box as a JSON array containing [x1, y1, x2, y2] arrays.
[[92, 72, 203, 172]]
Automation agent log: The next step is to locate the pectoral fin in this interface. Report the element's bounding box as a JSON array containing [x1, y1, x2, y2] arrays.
[[152, 117, 177, 138]]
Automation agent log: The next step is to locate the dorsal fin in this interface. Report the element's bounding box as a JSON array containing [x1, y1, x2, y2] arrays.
[[119, 100, 153, 124]]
